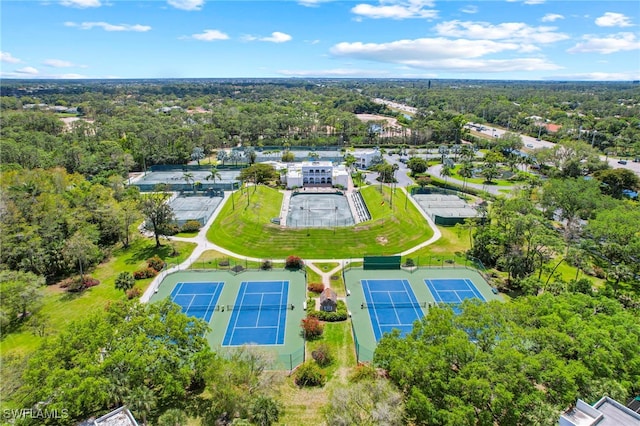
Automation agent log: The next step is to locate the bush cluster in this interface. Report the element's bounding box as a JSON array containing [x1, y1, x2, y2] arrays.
[[146, 255, 166, 272], [180, 220, 202, 233], [126, 287, 142, 300], [307, 300, 348, 322], [294, 361, 326, 387], [82, 277, 100, 288], [261, 260, 272, 270], [307, 282, 324, 293], [285, 255, 304, 270], [300, 316, 323, 339], [311, 344, 332, 367], [133, 267, 158, 280]]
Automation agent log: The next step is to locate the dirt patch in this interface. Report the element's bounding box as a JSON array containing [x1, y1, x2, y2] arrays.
[[376, 236, 388, 245], [353, 225, 370, 231]]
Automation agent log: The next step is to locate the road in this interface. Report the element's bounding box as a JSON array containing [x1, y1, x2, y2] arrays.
[[467, 122, 640, 176]]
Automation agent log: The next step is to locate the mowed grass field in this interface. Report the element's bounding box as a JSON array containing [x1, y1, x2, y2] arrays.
[[207, 185, 434, 259]]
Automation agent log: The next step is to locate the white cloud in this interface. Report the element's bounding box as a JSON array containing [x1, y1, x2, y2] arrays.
[[15, 67, 39, 75], [43, 59, 74, 67], [0, 51, 21, 63], [190, 29, 229, 41], [64, 21, 151, 32], [261, 32, 292, 43], [329, 38, 561, 72], [1, 71, 89, 79], [167, 0, 204, 11], [434, 20, 569, 44], [244, 32, 292, 43], [278, 68, 391, 77], [544, 71, 640, 81], [595, 12, 633, 28], [297, 0, 333, 6], [461, 5, 478, 14], [351, 0, 437, 20], [60, 0, 101, 8], [523, 0, 545, 4], [567, 32, 640, 54], [541, 13, 564, 22]]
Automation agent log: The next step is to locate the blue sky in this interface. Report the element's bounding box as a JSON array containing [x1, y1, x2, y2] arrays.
[[1, 0, 639, 80]]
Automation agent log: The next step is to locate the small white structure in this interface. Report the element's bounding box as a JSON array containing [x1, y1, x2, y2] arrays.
[[282, 161, 349, 189], [353, 149, 382, 169]]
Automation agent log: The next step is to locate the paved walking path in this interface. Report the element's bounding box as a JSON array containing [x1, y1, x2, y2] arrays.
[[141, 185, 442, 301]]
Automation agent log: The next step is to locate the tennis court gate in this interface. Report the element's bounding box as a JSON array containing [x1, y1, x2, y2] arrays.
[[363, 255, 401, 270]]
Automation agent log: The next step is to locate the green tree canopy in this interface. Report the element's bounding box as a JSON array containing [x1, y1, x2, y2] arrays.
[[374, 293, 640, 426]]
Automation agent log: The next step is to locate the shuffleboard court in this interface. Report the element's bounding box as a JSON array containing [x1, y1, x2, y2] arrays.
[[170, 282, 224, 322], [425, 278, 486, 314], [223, 281, 289, 346], [362, 279, 425, 341]]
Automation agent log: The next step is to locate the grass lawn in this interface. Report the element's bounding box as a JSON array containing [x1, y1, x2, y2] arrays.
[[279, 320, 356, 425], [189, 249, 264, 270], [402, 225, 472, 266], [0, 237, 196, 357], [208, 185, 434, 259], [449, 164, 521, 187]]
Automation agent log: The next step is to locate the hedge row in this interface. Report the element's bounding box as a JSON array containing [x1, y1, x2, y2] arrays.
[[306, 299, 348, 322]]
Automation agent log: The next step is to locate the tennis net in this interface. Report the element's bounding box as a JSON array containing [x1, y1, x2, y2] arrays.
[[361, 301, 427, 309], [226, 304, 294, 311]]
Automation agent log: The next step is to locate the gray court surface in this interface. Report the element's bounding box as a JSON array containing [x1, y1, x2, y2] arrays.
[[413, 194, 479, 223], [136, 170, 241, 186], [169, 195, 224, 226], [286, 193, 355, 227]]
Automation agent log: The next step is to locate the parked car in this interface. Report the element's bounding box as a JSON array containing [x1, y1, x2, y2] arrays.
[[618, 160, 627, 165], [526, 143, 534, 148]]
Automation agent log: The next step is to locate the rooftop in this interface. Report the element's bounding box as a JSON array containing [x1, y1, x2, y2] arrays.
[[560, 397, 640, 426], [94, 406, 139, 426]]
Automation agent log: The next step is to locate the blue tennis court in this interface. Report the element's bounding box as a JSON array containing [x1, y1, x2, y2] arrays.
[[170, 282, 224, 322], [223, 281, 289, 346], [425, 278, 486, 314], [362, 279, 425, 341]]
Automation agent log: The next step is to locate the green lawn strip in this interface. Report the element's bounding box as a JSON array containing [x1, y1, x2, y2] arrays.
[[540, 258, 606, 289], [308, 321, 357, 382], [188, 249, 264, 270], [209, 185, 433, 259], [175, 230, 199, 238], [402, 225, 472, 267], [0, 238, 196, 356], [278, 375, 327, 425]]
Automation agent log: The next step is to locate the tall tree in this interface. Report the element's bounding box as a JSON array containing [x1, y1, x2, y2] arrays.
[[140, 188, 176, 248], [0, 270, 45, 333]]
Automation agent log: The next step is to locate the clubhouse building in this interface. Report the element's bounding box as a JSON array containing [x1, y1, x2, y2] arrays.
[[284, 161, 349, 189]]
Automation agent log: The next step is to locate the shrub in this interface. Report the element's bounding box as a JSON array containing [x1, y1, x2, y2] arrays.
[[115, 272, 135, 292], [159, 223, 180, 236], [301, 316, 323, 339], [126, 287, 142, 300], [146, 255, 166, 272], [261, 260, 273, 270], [294, 362, 326, 387], [404, 258, 415, 267], [307, 282, 325, 293], [180, 220, 202, 233], [308, 300, 348, 322], [82, 277, 100, 288], [285, 255, 304, 270], [218, 259, 230, 267], [349, 364, 379, 383], [311, 344, 332, 367], [133, 267, 158, 280]]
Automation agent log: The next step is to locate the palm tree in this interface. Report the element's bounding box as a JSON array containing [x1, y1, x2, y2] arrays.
[[206, 166, 222, 186], [182, 172, 194, 193], [459, 160, 474, 188], [126, 386, 156, 425], [440, 163, 453, 184]]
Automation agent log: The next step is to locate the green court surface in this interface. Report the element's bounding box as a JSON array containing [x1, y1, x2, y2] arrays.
[[149, 270, 307, 370], [344, 268, 501, 363]]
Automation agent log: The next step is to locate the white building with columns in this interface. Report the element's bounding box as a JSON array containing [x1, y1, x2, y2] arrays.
[[284, 161, 349, 189]]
